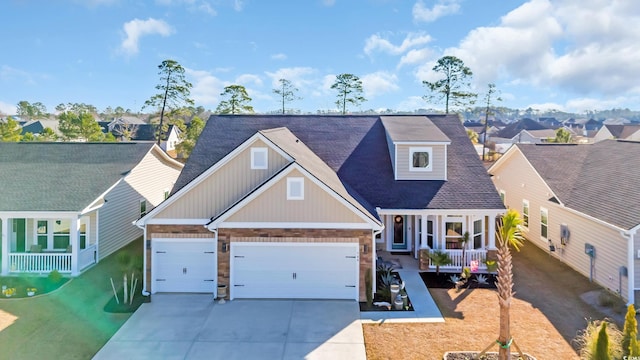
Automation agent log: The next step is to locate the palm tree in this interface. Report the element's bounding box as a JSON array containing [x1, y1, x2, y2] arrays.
[[495, 209, 525, 360], [429, 250, 452, 277]]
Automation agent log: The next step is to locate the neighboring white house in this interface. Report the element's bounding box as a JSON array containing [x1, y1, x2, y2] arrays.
[[489, 140, 640, 305], [0, 142, 183, 276]]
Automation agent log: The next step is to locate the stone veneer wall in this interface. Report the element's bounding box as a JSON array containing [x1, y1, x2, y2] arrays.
[[145, 225, 373, 301]]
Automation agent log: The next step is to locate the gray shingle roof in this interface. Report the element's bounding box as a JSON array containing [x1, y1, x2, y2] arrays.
[[380, 116, 450, 143], [517, 140, 640, 230], [176, 115, 504, 212], [0, 142, 155, 211]]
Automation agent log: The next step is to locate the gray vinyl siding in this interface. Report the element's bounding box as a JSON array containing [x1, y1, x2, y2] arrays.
[[98, 148, 183, 260], [395, 144, 446, 180], [155, 139, 290, 219], [226, 169, 366, 224], [491, 149, 631, 301]]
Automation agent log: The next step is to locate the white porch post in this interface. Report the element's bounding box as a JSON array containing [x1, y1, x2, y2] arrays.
[[71, 216, 80, 275], [488, 214, 496, 249], [1, 217, 8, 275], [420, 215, 428, 248]]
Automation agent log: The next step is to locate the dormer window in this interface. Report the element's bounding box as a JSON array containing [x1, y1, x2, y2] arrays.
[[251, 147, 268, 169], [409, 147, 432, 172]]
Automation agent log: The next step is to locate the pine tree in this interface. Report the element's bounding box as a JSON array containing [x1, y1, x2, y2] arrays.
[[594, 322, 611, 360]]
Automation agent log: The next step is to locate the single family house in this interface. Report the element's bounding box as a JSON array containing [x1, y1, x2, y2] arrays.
[[0, 142, 183, 276], [135, 115, 504, 301], [489, 140, 640, 305]]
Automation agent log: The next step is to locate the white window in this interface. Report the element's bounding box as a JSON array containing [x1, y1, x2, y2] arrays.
[[251, 147, 268, 169], [287, 177, 304, 200], [522, 200, 529, 228], [540, 207, 548, 240], [409, 147, 433, 172], [473, 219, 483, 249], [140, 199, 147, 217]]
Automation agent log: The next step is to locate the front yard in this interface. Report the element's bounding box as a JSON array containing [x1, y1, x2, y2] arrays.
[[0, 239, 142, 360], [363, 243, 622, 360]]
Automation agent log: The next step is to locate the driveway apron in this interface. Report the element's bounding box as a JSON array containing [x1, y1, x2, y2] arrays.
[[93, 295, 365, 360]]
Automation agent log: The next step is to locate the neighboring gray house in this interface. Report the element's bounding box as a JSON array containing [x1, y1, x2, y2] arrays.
[[0, 143, 183, 276], [593, 124, 640, 143], [489, 140, 640, 305], [135, 115, 504, 301]]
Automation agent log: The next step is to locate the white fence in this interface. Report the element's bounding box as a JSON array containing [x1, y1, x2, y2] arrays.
[[79, 245, 97, 270], [9, 253, 72, 273], [429, 249, 487, 271]]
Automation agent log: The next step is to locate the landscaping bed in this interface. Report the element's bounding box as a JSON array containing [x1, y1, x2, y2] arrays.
[[420, 271, 497, 289], [360, 266, 414, 311], [0, 271, 69, 298]]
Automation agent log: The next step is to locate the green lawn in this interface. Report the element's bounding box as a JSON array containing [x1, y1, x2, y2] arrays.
[[0, 238, 143, 360]]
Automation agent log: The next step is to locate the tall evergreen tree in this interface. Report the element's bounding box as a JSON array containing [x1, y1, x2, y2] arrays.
[[216, 85, 254, 114], [423, 55, 477, 114], [331, 73, 366, 114], [273, 78, 301, 114]]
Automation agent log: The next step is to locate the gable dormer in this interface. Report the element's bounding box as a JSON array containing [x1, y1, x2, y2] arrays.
[[380, 116, 451, 181]]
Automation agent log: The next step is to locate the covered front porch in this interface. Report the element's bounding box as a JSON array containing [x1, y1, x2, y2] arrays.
[[0, 211, 98, 276], [376, 209, 501, 273]]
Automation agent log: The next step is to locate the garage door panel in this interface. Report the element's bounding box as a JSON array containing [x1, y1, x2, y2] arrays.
[[231, 242, 359, 300], [153, 239, 217, 294]]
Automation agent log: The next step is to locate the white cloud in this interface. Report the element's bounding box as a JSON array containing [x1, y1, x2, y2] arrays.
[[361, 71, 399, 98], [120, 18, 174, 55], [397, 96, 429, 111], [265, 67, 318, 92], [398, 48, 432, 68], [322, 0, 336, 6], [364, 32, 432, 56], [235, 74, 263, 87], [271, 53, 287, 61], [234, 0, 244, 11], [0, 101, 17, 115], [417, 0, 640, 104], [412, 0, 461, 23], [524, 102, 566, 112], [198, 2, 217, 15], [185, 68, 225, 106]]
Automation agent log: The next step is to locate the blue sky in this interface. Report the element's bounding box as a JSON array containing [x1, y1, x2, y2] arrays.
[[1, 0, 639, 115]]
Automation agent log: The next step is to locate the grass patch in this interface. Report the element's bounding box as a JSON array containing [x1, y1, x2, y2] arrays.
[[0, 272, 69, 298], [0, 238, 143, 360]]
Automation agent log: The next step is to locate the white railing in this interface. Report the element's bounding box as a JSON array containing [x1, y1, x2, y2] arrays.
[[79, 245, 97, 270], [9, 253, 72, 274], [429, 249, 487, 271]]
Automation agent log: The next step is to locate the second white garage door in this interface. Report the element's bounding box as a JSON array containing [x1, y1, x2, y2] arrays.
[[230, 242, 359, 300], [152, 239, 217, 294]]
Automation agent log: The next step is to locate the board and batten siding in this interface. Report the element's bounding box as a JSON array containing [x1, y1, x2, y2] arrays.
[[225, 168, 366, 224], [98, 148, 183, 260], [491, 149, 631, 301], [155, 139, 290, 220], [395, 144, 446, 180]]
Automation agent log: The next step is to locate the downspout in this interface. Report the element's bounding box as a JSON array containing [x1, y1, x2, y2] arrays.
[[372, 228, 383, 301], [133, 220, 150, 296], [622, 227, 639, 306]]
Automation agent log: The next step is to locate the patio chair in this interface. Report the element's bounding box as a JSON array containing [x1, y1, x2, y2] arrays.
[[29, 244, 42, 253]]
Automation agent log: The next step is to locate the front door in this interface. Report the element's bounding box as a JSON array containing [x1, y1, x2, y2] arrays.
[[12, 219, 26, 252], [392, 215, 407, 250]]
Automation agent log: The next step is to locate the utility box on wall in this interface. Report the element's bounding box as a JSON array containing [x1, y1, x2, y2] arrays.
[[585, 243, 595, 258]]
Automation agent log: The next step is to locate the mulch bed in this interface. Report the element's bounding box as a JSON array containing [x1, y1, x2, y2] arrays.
[[443, 352, 536, 359], [360, 271, 414, 312], [420, 272, 497, 290], [103, 290, 149, 313]]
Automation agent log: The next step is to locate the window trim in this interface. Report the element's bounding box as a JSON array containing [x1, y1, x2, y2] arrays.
[[499, 190, 506, 204], [287, 177, 304, 200], [473, 218, 483, 249], [409, 147, 433, 172], [540, 207, 548, 240], [140, 199, 147, 217], [251, 147, 268, 170], [522, 199, 530, 229]]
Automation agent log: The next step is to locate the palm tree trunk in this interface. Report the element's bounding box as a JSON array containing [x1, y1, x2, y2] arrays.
[[496, 242, 513, 360]]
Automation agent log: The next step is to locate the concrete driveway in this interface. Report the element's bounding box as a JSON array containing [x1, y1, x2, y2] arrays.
[[93, 295, 365, 360]]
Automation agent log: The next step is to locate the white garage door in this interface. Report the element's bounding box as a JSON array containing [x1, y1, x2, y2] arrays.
[[153, 239, 217, 293], [231, 242, 359, 300]]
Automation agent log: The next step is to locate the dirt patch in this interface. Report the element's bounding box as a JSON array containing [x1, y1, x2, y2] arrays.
[[363, 243, 616, 360]]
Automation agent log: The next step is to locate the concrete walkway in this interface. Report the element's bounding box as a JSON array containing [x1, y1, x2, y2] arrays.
[[94, 296, 365, 360], [361, 252, 444, 323]]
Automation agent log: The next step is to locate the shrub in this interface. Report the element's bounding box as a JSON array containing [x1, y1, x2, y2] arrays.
[[48, 269, 63, 284], [594, 322, 611, 360], [365, 268, 373, 307], [574, 319, 622, 360], [623, 304, 640, 356], [597, 290, 617, 307]]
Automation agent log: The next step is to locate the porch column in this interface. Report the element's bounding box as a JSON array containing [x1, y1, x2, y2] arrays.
[[1, 217, 8, 275], [488, 214, 496, 249], [420, 215, 428, 248], [70, 216, 80, 275]]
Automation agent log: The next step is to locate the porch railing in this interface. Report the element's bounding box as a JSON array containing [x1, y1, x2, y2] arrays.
[[79, 245, 97, 270], [8, 253, 72, 274], [429, 249, 487, 271]]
